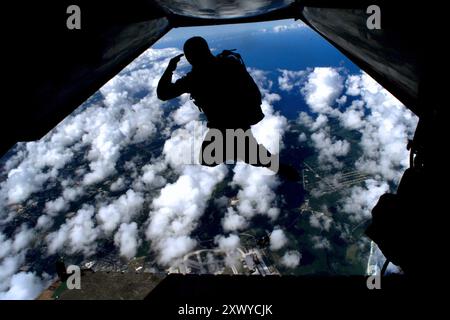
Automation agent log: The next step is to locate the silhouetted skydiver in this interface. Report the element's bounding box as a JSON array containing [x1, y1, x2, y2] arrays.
[[157, 36, 299, 180]]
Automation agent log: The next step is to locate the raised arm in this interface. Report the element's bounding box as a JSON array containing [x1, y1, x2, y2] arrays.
[[157, 54, 187, 101]]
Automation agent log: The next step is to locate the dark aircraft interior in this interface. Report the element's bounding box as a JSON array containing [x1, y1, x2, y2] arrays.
[[2, 0, 446, 305]]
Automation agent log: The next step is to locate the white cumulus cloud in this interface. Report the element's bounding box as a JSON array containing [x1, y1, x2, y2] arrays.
[[269, 228, 288, 251], [281, 251, 301, 268]]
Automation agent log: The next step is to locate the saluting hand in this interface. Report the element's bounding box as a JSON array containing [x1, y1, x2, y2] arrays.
[[167, 54, 184, 72]]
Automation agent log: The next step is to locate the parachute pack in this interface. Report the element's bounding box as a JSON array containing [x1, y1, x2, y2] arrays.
[[214, 49, 265, 127], [187, 49, 265, 129]]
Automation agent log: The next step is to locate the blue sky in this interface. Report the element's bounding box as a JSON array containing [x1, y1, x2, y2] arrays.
[[153, 19, 360, 73], [155, 19, 304, 44]]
